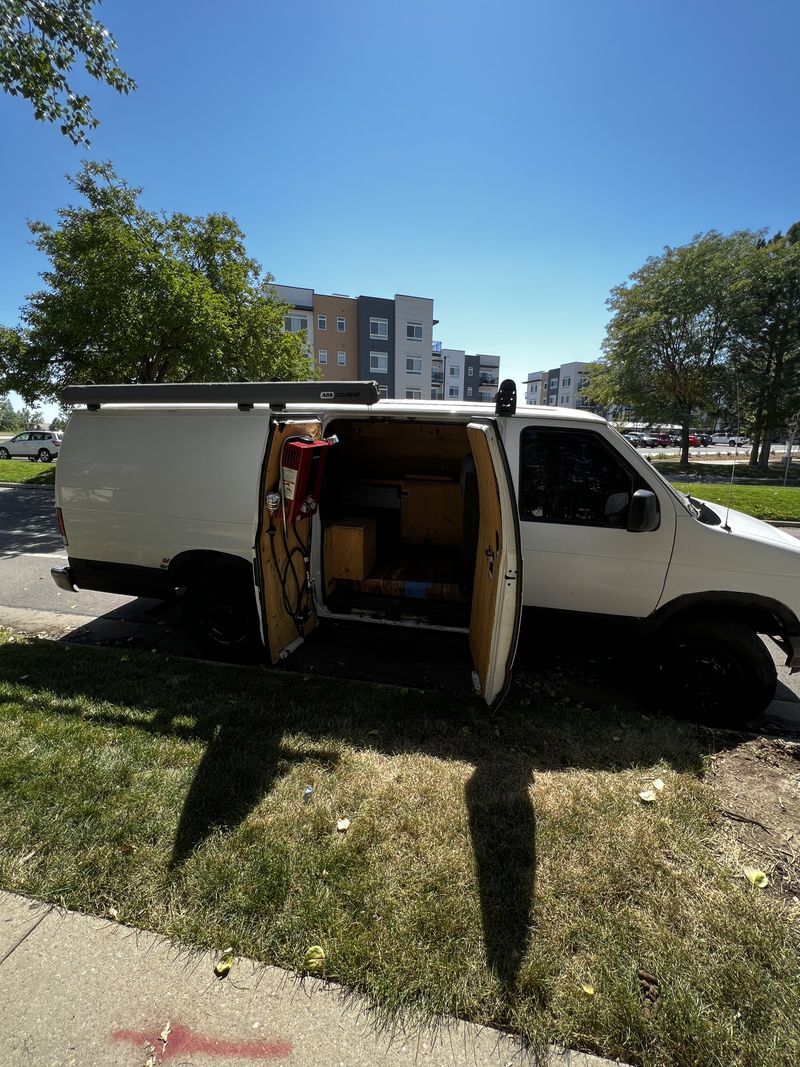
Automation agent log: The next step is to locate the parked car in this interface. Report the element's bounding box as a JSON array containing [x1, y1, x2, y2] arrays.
[[0, 430, 62, 462], [653, 433, 674, 447], [50, 379, 800, 724], [711, 433, 749, 447], [623, 432, 644, 447]]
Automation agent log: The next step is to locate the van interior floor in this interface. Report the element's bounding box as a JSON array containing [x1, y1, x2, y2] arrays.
[[325, 544, 471, 628]]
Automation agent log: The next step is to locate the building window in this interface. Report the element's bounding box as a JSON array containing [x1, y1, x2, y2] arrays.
[[550, 377, 558, 388], [337, 351, 346, 366], [378, 385, 388, 399], [406, 388, 422, 400], [562, 394, 569, 405], [449, 386, 460, 398], [317, 314, 327, 330], [479, 391, 493, 402], [466, 387, 474, 397], [432, 388, 442, 400], [318, 349, 327, 364], [548, 397, 557, 405], [562, 376, 571, 387], [284, 314, 308, 334], [370, 351, 388, 373], [337, 316, 346, 332], [406, 356, 422, 374], [467, 367, 474, 376], [406, 321, 423, 341], [370, 317, 389, 339], [519, 427, 641, 528], [449, 365, 460, 377]]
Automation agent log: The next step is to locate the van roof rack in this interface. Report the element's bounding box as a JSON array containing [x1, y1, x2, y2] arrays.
[[60, 380, 382, 412]]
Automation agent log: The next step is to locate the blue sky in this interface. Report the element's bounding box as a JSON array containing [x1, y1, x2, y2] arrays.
[[1, 0, 798, 416]]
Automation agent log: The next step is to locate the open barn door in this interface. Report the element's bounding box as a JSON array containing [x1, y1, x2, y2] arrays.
[[467, 420, 523, 707], [257, 417, 325, 663]]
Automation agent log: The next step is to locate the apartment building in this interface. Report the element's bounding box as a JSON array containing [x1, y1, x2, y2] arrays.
[[312, 293, 357, 380], [431, 348, 501, 402], [276, 284, 435, 399], [525, 361, 593, 408]]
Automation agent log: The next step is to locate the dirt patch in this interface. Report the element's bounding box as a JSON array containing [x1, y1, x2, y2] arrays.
[[709, 736, 800, 910]]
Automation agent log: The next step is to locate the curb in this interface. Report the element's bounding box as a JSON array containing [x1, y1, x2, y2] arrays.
[[0, 481, 54, 490], [767, 520, 800, 528]]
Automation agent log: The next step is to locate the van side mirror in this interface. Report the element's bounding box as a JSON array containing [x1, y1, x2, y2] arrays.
[[627, 489, 659, 532]]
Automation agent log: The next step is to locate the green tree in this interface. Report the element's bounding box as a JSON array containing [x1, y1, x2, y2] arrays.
[[726, 227, 800, 468], [0, 0, 134, 145], [587, 231, 753, 467], [0, 162, 313, 403], [0, 394, 24, 431]]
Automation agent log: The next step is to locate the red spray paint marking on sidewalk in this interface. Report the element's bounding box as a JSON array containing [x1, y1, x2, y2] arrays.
[[112, 1021, 293, 1061]]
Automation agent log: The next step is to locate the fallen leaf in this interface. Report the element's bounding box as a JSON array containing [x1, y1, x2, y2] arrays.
[[744, 867, 769, 888], [652, 778, 665, 791], [336, 818, 351, 832], [304, 945, 326, 974], [107, 906, 119, 920], [214, 949, 234, 978], [639, 790, 656, 803], [581, 984, 595, 996]]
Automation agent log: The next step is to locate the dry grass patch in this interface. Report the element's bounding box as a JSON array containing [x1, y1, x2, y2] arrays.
[[0, 631, 798, 1066]]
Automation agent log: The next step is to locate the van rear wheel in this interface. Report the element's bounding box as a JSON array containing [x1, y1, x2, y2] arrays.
[[183, 571, 261, 662], [646, 616, 776, 726]]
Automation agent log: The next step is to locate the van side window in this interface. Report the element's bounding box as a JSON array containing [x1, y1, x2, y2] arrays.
[[519, 427, 638, 527]]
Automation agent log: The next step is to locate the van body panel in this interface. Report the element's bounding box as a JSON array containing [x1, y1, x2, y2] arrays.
[[658, 504, 800, 613], [502, 420, 677, 617], [56, 408, 269, 572]]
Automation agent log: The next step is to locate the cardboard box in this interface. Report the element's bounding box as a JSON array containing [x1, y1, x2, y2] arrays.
[[328, 517, 376, 580]]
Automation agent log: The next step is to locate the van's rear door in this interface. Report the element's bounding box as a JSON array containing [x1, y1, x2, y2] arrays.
[[257, 417, 323, 663], [467, 420, 523, 708]]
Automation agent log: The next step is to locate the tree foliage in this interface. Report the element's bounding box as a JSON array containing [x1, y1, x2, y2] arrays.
[[0, 0, 135, 144], [0, 162, 313, 403], [587, 231, 757, 465]]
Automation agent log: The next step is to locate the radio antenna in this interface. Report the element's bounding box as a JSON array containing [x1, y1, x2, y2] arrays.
[[723, 375, 741, 532]]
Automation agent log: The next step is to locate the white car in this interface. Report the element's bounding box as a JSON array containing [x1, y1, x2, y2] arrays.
[[711, 432, 748, 447], [0, 430, 62, 462]]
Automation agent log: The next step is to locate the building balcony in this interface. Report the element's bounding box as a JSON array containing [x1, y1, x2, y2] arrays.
[[479, 375, 498, 387], [431, 371, 443, 383]]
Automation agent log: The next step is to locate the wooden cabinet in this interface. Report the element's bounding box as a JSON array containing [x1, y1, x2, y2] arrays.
[[401, 480, 462, 545]]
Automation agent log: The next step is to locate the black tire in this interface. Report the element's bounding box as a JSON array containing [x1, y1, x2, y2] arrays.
[[38, 448, 52, 462], [729, 439, 736, 447], [0, 448, 9, 459], [645, 615, 776, 725], [182, 570, 261, 662]]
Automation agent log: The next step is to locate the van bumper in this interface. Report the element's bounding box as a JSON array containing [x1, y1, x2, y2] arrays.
[[51, 564, 76, 592]]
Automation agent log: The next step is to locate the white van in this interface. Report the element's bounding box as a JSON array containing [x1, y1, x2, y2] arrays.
[[51, 381, 800, 718]]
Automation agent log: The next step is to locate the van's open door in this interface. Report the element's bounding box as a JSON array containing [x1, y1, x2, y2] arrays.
[[467, 420, 523, 707], [257, 417, 323, 663]]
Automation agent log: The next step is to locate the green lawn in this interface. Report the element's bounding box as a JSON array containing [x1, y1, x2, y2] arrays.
[[653, 459, 800, 484], [0, 632, 797, 1067], [671, 481, 800, 522], [0, 458, 55, 485]]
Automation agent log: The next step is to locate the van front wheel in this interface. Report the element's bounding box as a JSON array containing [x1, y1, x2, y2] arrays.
[[183, 571, 261, 662], [646, 616, 776, 725]]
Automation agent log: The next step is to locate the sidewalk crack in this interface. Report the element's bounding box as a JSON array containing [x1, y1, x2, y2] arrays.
[[0, 905, 53, 967]]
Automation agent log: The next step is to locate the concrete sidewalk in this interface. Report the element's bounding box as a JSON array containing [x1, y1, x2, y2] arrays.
[[0, 892, 623, 1067]]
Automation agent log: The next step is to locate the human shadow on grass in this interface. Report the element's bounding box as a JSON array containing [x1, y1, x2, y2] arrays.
[[0, 635, 746, 1001]]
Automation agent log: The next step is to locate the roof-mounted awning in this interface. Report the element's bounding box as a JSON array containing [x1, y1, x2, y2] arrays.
[[60, 381, 382, 411]]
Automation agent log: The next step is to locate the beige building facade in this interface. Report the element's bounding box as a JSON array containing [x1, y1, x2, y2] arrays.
[[312, 294, 358, 381]]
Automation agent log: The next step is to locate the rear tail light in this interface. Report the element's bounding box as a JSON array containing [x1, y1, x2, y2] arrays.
[[55, 506, 68, 546]]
